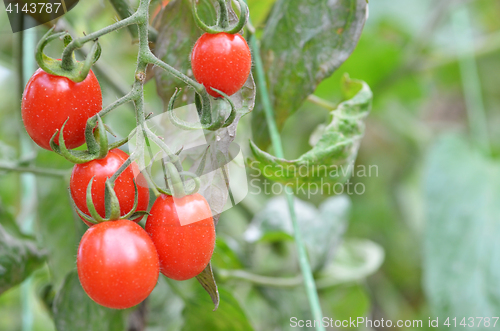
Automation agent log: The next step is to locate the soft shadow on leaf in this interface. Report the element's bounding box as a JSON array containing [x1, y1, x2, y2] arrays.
[[182, 286, 253, 331], [251, 0, 369, 147], [315, 239, 384, 288], [244, 195, 350, 271], [0, 219, 45, 295], [52, 270, 126, 331], [250, 76, 371, 186], [424, 135, 500, 319], [145, 277, 185, 331], [36, 177, 84, 287]]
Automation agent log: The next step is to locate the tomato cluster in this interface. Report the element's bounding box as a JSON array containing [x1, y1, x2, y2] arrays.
[[19, 11, 252, 309], [21, 67, 217, 310]]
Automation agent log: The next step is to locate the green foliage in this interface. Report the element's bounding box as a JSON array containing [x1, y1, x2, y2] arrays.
[[0, 216, 45, 295], [250, 76, 372, 186], [182, 287, 253, 331], [245, 195, 350, 271], [424, 135, 500, 319], [52, 270, 126, 331], [36, 177, 84, 287], [251, 0, 369, 148]]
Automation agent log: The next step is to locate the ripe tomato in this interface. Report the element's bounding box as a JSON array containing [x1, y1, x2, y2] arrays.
[[77, 219, 159, 309], [191, 32, 251, 97], [21, 68, 102, 150], [70, 149, 150, 226], [145, 194, 215, 280]]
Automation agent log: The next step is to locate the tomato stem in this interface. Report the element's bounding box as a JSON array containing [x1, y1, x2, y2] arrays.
[[165, 162, 186, 199], [192, 0, 249, 34]]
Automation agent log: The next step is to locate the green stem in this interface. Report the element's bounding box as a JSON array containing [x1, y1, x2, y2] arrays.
[[248, 24, 326, 331], [218, 269, 303, 287], [61, 13, 140, 70], [307, 94, 336, 110], [108, 0, 139, 40], [216, 0, 230, 29], [0, 164, 70, 178], [452, 6, 491, 155], [146, 53, 204, 93], [99, 90, 137, 118]]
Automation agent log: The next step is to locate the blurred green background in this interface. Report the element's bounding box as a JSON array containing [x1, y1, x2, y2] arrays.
[[1, 0, 500, 330]]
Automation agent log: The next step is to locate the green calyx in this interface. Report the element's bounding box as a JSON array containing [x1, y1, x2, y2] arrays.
[[193, 0, 249, 34], [146, 154, 201, 199], [71, 176, 147, 225], [36, 27, 101, 83], [167, 87, 237, 131], [49, 115, 128, 164]]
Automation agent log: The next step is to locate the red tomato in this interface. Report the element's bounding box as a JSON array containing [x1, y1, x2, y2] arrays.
[[21, 68, 102, 150], [145, 194, 215, 280], [191, 32, 251, 97], [77, 219, 159, 309], [70, 149, 150, 226]]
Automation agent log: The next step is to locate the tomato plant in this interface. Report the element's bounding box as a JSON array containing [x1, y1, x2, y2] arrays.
[[77, 219, 159, 309], [70, 149, 150, 226], [21, 68, 102, 150], [145, 194, 215, 280], [191, 32, 251, 97]]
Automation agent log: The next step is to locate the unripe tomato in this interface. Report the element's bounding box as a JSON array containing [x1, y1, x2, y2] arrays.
[[145, 194, 215, 280], [191, 32, 251, 97], [77, 219, 159, 309], [70, 149, 149, 226], [21, 68, 102, 150]]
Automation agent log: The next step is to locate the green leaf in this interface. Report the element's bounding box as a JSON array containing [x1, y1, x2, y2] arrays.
[[195, 263, 219, 311], [0, 220, 45, 295], [244, 195, 350, 271], [251, 0, 369, 147], [145, 277, 185, 331], [36, 177, 85, 287], [182, 286, 253, 331], [52, 270, 126, 331], [211, 237, 244, 270], [249, 76, 371, 186], [423, 135, 500, 319], [315, 239, 385, 288]]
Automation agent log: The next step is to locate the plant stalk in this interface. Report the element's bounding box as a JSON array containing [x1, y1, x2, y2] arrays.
[[248, 21, 326, 331], [452, 6, 491, 156]]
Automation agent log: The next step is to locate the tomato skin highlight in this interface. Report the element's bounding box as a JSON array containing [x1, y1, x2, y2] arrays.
[[70, 149, 150, 226], [77, 219, 159, 309], [191, 32, 251, 97], [145, 194, 215, 281], [21, 68, 102, 150]]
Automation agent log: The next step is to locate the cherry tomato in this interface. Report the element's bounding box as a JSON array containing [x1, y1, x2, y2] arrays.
[[77, 219, 159, 309], [191, 32, 251, 97], [70, 149, 150, 226], [145, 194, 215, 280], [21, 68, 102, 150]]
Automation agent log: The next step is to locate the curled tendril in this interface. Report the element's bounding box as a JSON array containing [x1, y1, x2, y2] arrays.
[[166, 88, 237, 131], [193, 0, 249, 34], [36, 27, 101, 83]]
